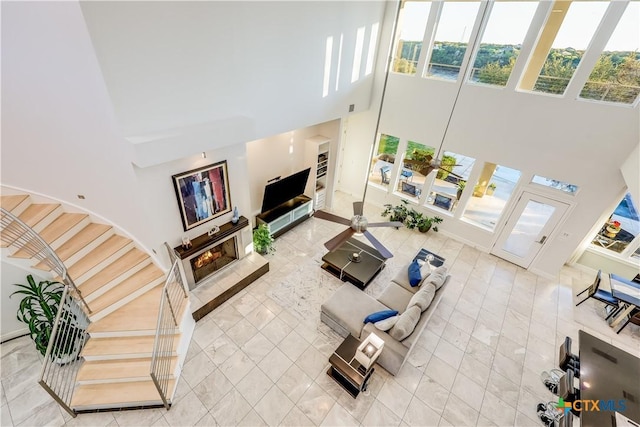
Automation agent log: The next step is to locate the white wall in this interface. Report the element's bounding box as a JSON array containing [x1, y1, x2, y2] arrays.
[[1, 263, 47, 342], [1, 2, 154, 248], [80, 1, 385, 139]]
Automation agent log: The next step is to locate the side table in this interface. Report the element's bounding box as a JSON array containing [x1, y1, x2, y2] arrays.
[[327, 335, 374, 398]]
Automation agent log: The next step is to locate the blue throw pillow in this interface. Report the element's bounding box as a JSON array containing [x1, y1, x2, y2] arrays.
[[364, 309, 399, 324], [408, 260, 422, 287]]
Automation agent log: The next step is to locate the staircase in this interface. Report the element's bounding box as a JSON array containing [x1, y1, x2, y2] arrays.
[[1, 193, 185, 411]]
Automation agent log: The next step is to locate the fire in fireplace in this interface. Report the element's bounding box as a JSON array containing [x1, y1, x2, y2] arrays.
[[190, 237, 238, 284]]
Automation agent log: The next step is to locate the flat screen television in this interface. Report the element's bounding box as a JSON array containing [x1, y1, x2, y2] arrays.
[[261, 168, 311, 213]]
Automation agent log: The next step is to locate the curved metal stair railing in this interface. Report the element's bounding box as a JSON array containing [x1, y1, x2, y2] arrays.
[[150, 247, 188, 409], [0, 207, 91, 313], [40, 286, 91, 418], [1, 207, 91, 417]]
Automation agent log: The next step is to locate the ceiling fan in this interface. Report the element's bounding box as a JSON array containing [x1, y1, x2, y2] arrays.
[[313, 201, 402, 258], [402, 154, 464, 181]]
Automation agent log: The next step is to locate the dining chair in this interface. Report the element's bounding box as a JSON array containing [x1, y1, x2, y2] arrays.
[[616, 308, 640, 334], [558, 336, 580, 378], [575, 270, 619, 312]]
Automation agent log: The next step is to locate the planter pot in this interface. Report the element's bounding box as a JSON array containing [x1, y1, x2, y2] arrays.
[[486, 188, 495, 196], [418, 224, 432, 233]]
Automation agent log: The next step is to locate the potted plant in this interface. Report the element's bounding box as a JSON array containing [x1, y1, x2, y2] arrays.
[[486, 182, 497, 196], [417, 215, 443, 233], [11, 275, 84, 364], [381, 199, 410, 226], [456, 180, 466, 200], [253, 224, 275, 254], [404, 208, 423, 230]]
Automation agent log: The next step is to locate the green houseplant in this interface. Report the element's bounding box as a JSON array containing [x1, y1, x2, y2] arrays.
[[12, 275, 85, 363], [253, 224, 275, 254], [417, 215, 443, 233], [486, 182, 497, 196], [381, 199, 410, 226], [11, 275, 63, 356]]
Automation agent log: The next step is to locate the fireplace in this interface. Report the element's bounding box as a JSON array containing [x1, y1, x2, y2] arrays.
[[174, 216, 251, 291], [190, 237, 238, 284]]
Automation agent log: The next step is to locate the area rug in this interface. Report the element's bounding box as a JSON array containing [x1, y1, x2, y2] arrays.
[[267, 259, 342, 322]]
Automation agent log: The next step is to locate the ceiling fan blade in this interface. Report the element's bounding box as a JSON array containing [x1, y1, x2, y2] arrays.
[[353, 201, 364, 216], [324, 228, 355, 252], [314, 210, 351, 226], [368, 221, 403, 228], [363, 230, 393, 259]]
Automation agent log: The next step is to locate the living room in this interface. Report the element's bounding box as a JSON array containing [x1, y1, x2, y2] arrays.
[[1, 0, 639, 425]]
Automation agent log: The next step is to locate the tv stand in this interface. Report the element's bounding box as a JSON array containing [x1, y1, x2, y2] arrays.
[[256, 195, 313, 238]]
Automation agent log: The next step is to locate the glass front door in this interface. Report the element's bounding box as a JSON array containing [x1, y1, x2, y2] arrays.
[[491, 192, 568, 268]]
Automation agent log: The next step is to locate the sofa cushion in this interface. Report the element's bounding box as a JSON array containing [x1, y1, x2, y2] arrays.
[[408, 283, 436, 312], [408, 260, 422, 286], [388, 306, 421, 341], [364, 310, 399, 324], [374, 315, 399, 331], [377, 283, 414, 313], [393, 262, 432, 293], [321, 283, 388, 338], [428, 266, 448, 290]]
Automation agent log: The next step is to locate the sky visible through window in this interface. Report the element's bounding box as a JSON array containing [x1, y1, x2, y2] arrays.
[[400, 1, 638, 51]]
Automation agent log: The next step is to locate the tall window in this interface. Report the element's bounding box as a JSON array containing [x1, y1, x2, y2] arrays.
[[425, 1, 481, 81], [580, 2, 640, 104], [368, 134, 400, 187], [468, 1, 538, 87], [392, 1, 431, 75], [591, 193, 640, 258], [424, 151, 475, 213], [462, 163, 521, 229], [520, 2, 609, 95], [395, 141, 436, 200]]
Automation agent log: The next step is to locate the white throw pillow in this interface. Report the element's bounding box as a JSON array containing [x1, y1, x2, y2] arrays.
[[408, 283, 436, 312], [374, 315, 399, 331], [429, 266, 448, 290], [388, 306, 421, 341]]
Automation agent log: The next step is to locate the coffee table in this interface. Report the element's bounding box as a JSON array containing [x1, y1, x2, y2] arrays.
[[321, 238, 386, 289]]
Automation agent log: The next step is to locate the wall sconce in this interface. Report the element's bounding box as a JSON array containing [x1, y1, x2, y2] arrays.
[[201, 152, 206, 159], [355, 332, 384, 370]]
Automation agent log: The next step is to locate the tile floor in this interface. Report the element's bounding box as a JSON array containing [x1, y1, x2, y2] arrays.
[[2, 192, 639, 427]]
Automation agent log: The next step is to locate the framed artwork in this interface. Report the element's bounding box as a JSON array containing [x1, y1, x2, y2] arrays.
[[172, 161, 231, 231]]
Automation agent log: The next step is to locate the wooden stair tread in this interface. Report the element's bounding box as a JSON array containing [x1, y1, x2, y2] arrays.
[[88, 285, 162, 333], [79, 248, 149, 297], [36, 223, 111, 267], [89, 264, 164, 314], [17, 203, 60, 227], [71, 380, 175, 407], [76, 357, 177, 381], [11, 213, 88, 258], [0, 195, 29, 212], [66, 234, 132, 279], [82, 335, 179, 357]]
